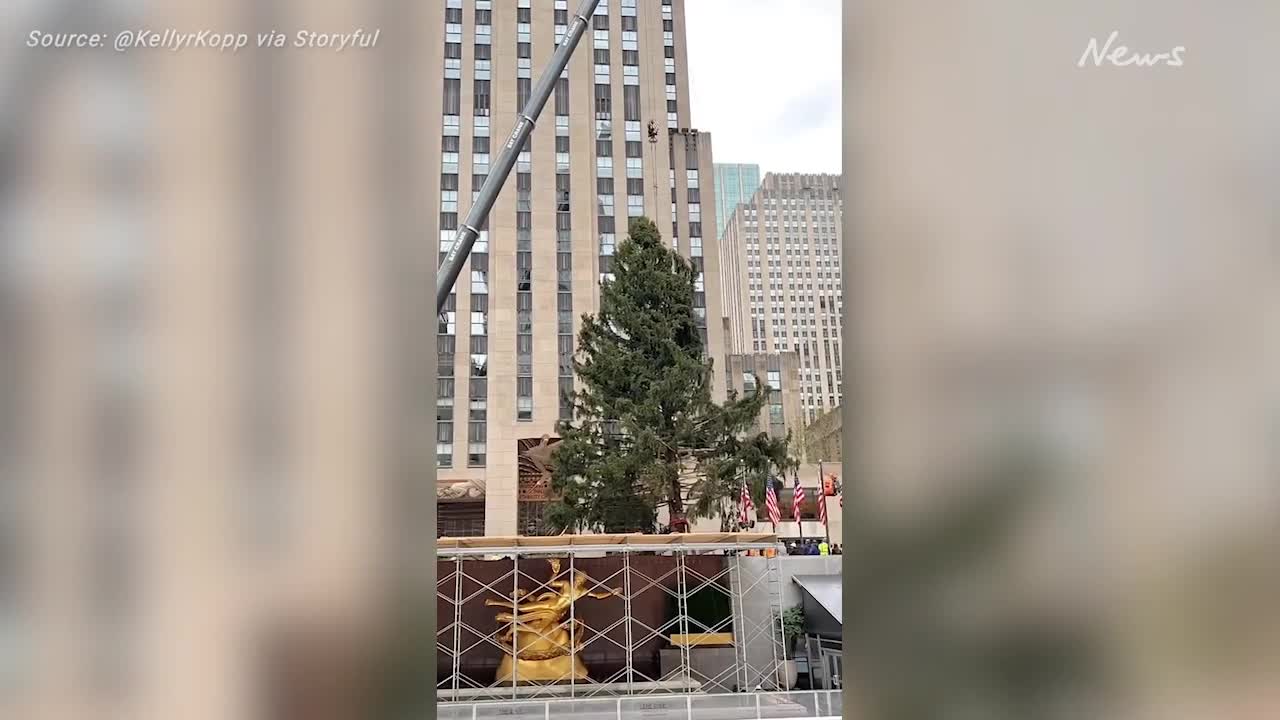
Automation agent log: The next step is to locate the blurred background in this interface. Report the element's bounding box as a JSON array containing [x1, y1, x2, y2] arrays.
[[0, 0, 1277, 719], [1, 1, 433, 719], [843, 1, 1280, 718]]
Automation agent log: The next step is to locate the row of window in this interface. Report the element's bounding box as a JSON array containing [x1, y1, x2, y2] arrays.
[[438, 10, 457, 471], [749, 290, 842, 302], [592, 24, 638, 288], [554, 46, 577, 423], [744, 203, 841, 214], [442, 8, 496, 469], [746, 248, 839, 264], [750, 278, 840, 289], [748, 264, 842, 277], [516, 14, 537, 426], [663, 0, 678, 129]]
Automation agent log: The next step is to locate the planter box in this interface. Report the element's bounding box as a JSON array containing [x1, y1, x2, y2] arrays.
[[668, 632, 734, 647]]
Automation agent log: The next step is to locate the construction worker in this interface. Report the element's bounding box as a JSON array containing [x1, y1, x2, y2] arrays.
[[818, 540, 830, 555]]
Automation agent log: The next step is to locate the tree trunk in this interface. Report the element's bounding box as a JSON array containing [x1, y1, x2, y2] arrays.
[[667, 450, 687, 532]]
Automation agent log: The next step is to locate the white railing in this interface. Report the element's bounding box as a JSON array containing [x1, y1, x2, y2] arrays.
[[437, 689, 843, 720]]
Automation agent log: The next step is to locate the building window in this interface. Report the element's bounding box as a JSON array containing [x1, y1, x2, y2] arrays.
[[623, 85, 641, 121], [470, 351, 488, 377], [517, 377, 533, 421], [443, 78, 461, 115], [559, 377, 575, 420], [517, 78, 531, 109], [769, 403, 785, 424], [438, 501, 485, 537], [468, 422, 486, 467], [555, 78, 570, 115], [558, 335, 574, 376], [436, 415, 454, 469], [439, 312, 456, 336], [594, 84, 612, 118]]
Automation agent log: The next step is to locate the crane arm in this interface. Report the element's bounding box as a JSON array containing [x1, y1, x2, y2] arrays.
[[435, 0, 603, 313]]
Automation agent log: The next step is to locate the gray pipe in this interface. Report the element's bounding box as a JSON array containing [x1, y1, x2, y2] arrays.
[[435, 0, 602, 313]]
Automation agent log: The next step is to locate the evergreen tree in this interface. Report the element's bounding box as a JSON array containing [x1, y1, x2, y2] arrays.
[[545, 217, 792, 533]]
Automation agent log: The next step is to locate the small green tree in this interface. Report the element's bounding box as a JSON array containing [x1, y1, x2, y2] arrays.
[[546, 217, 793, 533], [776, 606, 806, 659]]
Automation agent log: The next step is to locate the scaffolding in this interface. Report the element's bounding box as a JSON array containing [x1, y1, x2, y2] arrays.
[[437, 533, 792, 704]]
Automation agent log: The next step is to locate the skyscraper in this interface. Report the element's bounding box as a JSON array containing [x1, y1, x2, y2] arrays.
[[721, 173, 843, 422], [712, 162, 761, 240], [433, 0, 725, 536]]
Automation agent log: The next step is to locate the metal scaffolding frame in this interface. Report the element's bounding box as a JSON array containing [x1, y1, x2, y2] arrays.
[[437, 534, 791, 704]]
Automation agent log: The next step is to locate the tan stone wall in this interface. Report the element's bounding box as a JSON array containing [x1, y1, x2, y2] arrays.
[[804, 406, 842, 464]]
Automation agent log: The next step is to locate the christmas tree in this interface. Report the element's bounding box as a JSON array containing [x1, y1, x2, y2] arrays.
[[546, 217, 792, 533]]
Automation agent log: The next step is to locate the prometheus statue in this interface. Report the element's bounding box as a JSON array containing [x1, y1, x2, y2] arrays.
[[485, 558, 621, 684]]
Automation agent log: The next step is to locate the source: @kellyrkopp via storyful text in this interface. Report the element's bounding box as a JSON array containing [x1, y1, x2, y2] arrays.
[[25, 28, 382, 53]]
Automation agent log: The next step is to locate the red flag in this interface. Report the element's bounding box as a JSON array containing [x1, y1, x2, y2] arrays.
[[817, 491, 828, 529]]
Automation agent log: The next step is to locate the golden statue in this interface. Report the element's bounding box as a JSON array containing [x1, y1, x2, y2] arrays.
[[485, 558, 621, 684]]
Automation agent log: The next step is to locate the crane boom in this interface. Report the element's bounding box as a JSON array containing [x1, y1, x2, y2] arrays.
[[436, 0, 602, 313]]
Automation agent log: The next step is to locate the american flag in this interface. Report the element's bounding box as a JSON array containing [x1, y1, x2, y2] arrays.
[[792, 474, 806, 525], [817, 488, 829, 529], [764, 477, 781, 526], [739, 479, 755, 528]]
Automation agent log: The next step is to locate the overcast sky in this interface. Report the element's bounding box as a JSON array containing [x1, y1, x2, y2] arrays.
[[684, 0, 842, 177]]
